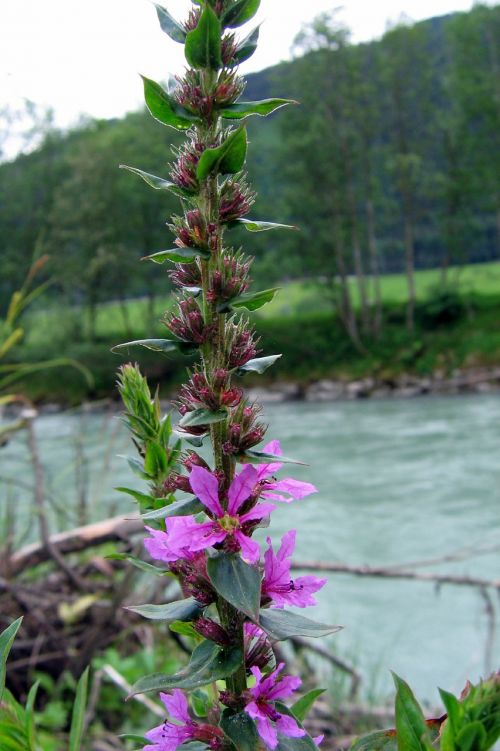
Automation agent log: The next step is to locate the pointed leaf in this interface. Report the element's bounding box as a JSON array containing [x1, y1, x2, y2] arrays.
[[144, 441, 168, 478], [141, 497, 204, 521], [220, 99, 295, 120], [393, 673, 432, 751], [119, 165, 195, 198], [111, 338, 192, 355], [179, 408, 228, 428], [115, 487, 160, 509], [235, 355, 282, 375], [130, 640, 242, 694], [221, 710, 260, 751], [455, 722, 487, 751], [291, 689, 326, 722], [232, 25, 260, 64], [235, 218, 297, 232], [25, 681, 40, 751], [141, 75, 197, 130], [207, 553, 261, 620], [197, 127, 247, 180], [143, 248, 211, 264], [218, 287, 279, 313], [0, 618, 23, 702], [237, 450, 305, 465], [169, 621, 199, 638], [107, 553, 169, 576], [222, 0, 260, 28], [127, 598, 202, 622], [69, 667, 89, 751], [155, 4, 187, 43], [258, 609, 342, 641], [350, 730, 398, 751], [185, 5, 222, 70]]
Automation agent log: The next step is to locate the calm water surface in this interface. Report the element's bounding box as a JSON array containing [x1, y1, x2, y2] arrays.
[[2, 394, 499, 703]]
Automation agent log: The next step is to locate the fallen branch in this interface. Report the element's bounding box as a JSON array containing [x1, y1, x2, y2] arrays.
[[6, 514, 143, 576], [292, 561, 500, 590]]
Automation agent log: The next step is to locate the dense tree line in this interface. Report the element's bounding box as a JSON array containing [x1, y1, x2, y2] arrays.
[[0, 5, 498, 340]]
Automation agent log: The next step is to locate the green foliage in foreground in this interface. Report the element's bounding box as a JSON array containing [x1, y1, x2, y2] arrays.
[[1, 619, 498, 750]]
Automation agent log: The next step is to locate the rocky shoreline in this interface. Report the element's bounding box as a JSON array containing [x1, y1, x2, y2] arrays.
[[245, 367, 500, 404]]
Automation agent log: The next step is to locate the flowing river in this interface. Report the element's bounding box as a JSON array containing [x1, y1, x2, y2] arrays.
[[2, 393, 499, 704]]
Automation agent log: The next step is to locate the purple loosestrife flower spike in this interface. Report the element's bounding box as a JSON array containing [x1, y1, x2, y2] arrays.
[[144, 690, 224, 751], [244, 664, 305, 750], [262, 531, 327, 608]]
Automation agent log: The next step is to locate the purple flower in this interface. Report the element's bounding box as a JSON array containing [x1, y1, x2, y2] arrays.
[[144, 520, 199, 563], [244, 663, 305, 749], [144, 689, 223, 751], [256, 440, 317, 502], [262, 531, 327, 609], [166, 464, 276, 564]]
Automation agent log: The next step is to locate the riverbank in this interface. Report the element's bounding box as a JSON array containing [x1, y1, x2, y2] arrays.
[[10, 294, 500, 406]]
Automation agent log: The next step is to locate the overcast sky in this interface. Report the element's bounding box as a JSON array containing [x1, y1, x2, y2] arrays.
[[1, 0, 482, 138]]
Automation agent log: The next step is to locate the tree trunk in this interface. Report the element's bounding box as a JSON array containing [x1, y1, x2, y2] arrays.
[[366, 197, 383, 337]]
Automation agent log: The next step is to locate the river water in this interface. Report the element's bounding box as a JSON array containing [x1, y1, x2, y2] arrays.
[[2, 394, 499, 705]]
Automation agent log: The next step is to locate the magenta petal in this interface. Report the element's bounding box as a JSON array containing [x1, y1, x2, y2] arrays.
[[143, 527, 180, 563], [255, 714, 279, 750], [227, 464, 259, 514], [314, 735, 325, 746], [263, 477, 317, 502], [234, 531, 260, 564], [161, 689, 190, 723], [276, 714, 306, 739], [277, 530, 296, 560], [240, 502, 276, 523], [184, 521, 226, 552], [267, 674, 302, 701], [256, 439, 283, 481], [189, 465, 223, 517]]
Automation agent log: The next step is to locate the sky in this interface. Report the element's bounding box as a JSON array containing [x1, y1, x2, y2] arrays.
[[0, 0, 482, 152]]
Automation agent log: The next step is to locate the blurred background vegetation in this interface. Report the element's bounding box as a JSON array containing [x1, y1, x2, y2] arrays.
[[1, 4, 499, 403]]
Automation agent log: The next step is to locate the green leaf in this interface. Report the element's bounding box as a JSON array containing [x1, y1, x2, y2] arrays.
[[155, 4, 187, 43], [24, 680, 40, 751], [106, 553, 168, 576], [118, 736, 148, 746], [141, 497, 204, 521], [130, 640, 242, 695], [233, 25, 260, 64], [258, 609, 342, 641], [119, 165, 194, 198], [111, 338, 192, 355], [291, 689, 326, 722], [185, 5, 222, 70], [455, 722, 487, 751], [169, 621, 199, 638], [218, 287, 279, 313], [120, 455, 149, 480], [207, 553, 261, 620], [0, 618, 22, 702], [350, 730, 398, 751], [144, 441, 168, 478], [197, 127, 247, 180], [220, 99, 295, 120], [234, 218, 297, 232], [393, 673, 431, 751], [142, 247, 211, 264], [115, 487, 160, 509], [439, 688, 462, 737], [141, 75, 197, 129], [222, 0, 260, 28], [236, 355, 282, 375], [179, 408, 228, 428], [221, 710, 260, 751], [237, 450, 304, 465], [69, 667, 89, 751], [126, 598, 202, 622]]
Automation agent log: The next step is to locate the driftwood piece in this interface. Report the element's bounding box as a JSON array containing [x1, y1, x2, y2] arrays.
[[5, 515, 143, 577], [292, 561, 500, 590]]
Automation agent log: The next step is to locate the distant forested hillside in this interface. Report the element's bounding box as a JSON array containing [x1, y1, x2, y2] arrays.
[[1, 4, 498, 336]]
